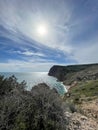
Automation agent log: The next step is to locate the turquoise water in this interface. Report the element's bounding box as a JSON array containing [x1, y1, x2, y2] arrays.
[[0, 72, 67, 95]]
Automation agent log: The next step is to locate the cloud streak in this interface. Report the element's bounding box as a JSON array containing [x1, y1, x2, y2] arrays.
[[0, 0, 72, 51], [0, 0, 98, 71], [0, 60, 58, 72]]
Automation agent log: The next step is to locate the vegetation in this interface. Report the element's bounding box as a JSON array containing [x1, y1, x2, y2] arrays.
[[49, 64, 98, 129], [64, 80, 98, 105], [1, 74, 98, 130], [0, 75, 66, 130], [48, 64, 98, 85]]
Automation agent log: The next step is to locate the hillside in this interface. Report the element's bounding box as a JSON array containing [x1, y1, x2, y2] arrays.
[[49, 63, 98, 129], [64, 79, 98, 130], [48, 63, 98, 85]]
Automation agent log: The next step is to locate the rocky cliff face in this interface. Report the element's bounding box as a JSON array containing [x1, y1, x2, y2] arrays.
[[48, 65, 67, 81], [48, 64, 98, 85]]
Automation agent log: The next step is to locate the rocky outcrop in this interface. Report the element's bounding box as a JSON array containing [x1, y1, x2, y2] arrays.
[[65, 112, 98, 130], [63, 79, 98, 130], [48, 64, 98, 85], [80, 98, 98, 120]]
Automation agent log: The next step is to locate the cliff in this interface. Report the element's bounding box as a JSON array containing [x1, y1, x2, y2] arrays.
[[49, 64, 98, 130], [48, 63, 98, 85]]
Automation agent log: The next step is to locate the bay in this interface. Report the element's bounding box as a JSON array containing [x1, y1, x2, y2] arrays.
[[0, 72, 67, 95]]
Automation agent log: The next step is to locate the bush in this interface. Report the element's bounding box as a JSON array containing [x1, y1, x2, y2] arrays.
[[0, 76, 67, 130]]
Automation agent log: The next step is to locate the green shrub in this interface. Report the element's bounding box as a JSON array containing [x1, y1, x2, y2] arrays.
[[0, 76, 67, 130]]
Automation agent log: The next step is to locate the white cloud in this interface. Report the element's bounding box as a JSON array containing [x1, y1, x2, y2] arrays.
[[12, 49, 45, 57], [0, 60, 57, 72], [0, 0, 72, 53], [0, 0, 98, 72], [72, 37, 98, 64]]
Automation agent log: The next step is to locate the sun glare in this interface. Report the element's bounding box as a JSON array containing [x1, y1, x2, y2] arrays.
[[37, 24, 47, 36]]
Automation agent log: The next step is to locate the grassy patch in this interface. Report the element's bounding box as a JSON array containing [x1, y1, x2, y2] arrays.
[[71, 80, 98, 97], [64, 80, 98, 104]]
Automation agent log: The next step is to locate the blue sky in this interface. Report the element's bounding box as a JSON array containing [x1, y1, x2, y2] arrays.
[[0, 0, 98, 72]]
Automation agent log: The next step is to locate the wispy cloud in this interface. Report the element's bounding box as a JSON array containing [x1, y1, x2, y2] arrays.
[[0, 58, 77, 72], [72, 36, 98, 64], [12, 49, 45, 57], [0, 0, 98, 71], [0, 59, 57, 72], [0, 0, 72, 52]]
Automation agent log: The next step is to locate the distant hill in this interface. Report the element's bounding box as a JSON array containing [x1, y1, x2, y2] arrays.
[[48, 63, 98, 85]]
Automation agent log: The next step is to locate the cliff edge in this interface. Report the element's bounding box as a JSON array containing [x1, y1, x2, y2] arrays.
[[48, 63, 98, 85]]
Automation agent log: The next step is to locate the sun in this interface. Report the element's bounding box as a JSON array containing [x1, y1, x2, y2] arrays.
[[37, 24, 47, 36]]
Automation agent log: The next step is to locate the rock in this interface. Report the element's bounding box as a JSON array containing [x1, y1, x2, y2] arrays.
[[48, 63, 98, 85], [65, 112, 98, 130]]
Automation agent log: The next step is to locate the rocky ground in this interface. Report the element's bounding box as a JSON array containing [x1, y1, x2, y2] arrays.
[[65, 111, 98, 130], [63, 79, 98, 130], [64, 96, 98, 130], [81, 99, 98, 117]]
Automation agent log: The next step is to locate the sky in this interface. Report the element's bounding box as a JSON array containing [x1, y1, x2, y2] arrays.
[[0, 0, 98, 72]]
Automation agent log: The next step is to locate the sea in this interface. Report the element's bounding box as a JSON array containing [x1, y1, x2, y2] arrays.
[[0, 72, 67, 95]]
